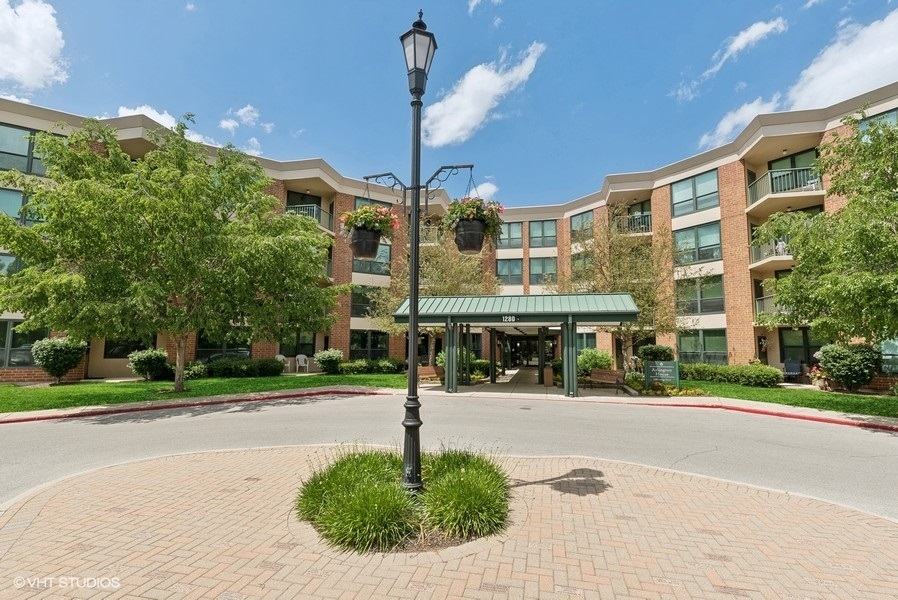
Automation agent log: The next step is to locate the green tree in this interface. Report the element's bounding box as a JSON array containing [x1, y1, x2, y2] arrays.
[[367, 231, 499, 365], [753, 110, 898, 343], [550, 205, 690, 367], [0, 118, 346, 391]]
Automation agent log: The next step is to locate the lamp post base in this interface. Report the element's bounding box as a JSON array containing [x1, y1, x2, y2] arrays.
[[401, 394, 423, 491]]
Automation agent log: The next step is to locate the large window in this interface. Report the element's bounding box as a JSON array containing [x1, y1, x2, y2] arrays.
[[0, 188, 23, 220], [779, 327, 826, 364], [676, 275, 724, 315], [529, 220, 557, 247], [350, 330, 389, 360], [671, 170, 719, 217], [576, 333, 596, 352], [353, 244, 391, 275], [497, 259, 523, 285], [0, 321, 50, 367], [280, 332, 315, 357], [529, 257, 557, 285], [497, 222, 523, 249], [570, 210, 594, 239], [103, 339, 150, 359], [674, 222, 721, 265], [571, 251, 592, 272], [195, 330, 251, 363], [0, 253, 21, 276], [351, 286, 377, 317], [678, 329, 727, 364], [0, 123, 45, 175]]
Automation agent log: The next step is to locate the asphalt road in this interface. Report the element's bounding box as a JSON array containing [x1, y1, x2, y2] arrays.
[[2, 392, 897, 520]]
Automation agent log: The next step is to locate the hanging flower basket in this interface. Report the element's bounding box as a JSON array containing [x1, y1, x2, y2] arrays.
[[348, 227, 381, 260], [442, 197, 504, 254], [339, 204, 399, 260], [454, 218, 486, 254]]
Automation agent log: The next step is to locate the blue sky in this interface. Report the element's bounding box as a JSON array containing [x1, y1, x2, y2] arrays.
[[2, 1, 898, 207]]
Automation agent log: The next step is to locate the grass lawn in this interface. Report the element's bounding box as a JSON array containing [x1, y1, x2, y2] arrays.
[[684, 380, 898, 419], [0, 373, 407, 414]]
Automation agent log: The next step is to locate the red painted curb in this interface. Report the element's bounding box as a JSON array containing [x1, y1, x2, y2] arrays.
[[0, 390, 379, 425]]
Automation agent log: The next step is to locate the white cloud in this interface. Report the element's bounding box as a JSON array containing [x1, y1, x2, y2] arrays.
[[185, 2, 196, 10], [802, 0, 824, 8], [242, 137, 262, 156], [234, 104, 259, 125], [219, 118, 239, 134], [473, 181, 499, 201], [786, 9, 898, 110], [698, 94, 781, 150], [115, 105, 217, 145], [0, 92, 31, 103], [467, 0, 481, 16], [261, 122, 274, 133], [0, 0, 67, 91], [705, 18, 788, 77], [493, 17, 503, 28], [422, 41, 547, 147], [674, 18, 787, 102]]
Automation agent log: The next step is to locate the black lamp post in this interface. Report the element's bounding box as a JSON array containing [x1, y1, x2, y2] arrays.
[[399, 10, 436, 492]]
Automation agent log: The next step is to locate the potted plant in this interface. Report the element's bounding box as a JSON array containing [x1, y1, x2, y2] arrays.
[[339, 204, 400, 259], [808, 365, 829, 390], [442, 197, 504, 254]]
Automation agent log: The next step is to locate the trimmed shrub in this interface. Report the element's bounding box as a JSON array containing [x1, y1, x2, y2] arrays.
[[339, 359, 370, 375], [679, 362, 782, 388], [128, 348, 171, 380], [31, 337, 86, 384], [550, 358, 563, 377], [577, 348, 613, 377], [817, 343, 879, 392], [314, 349, 344, 374], [638, 344, 675, 362], [624, 371, 645, 392], [204, 357, 282, 378]]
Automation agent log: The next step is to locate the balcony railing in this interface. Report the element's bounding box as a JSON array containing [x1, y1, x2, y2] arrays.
[[612, 213, 652, 234], [285, 204, 334, 231], [750, 237, 792, 263], [755, 294, 790, 317], [747, 167, 820, 207]]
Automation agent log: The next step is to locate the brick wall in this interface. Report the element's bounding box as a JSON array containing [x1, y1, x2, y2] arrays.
[[718, 160, 755, 365], [328, 192, 356, 358]]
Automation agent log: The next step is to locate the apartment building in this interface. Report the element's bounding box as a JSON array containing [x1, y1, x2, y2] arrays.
[[2, 81, 898, 383]]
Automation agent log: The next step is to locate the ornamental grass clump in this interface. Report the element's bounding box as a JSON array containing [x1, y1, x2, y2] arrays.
[[339, 204, 400, 239], [296, 446, 509, 553]]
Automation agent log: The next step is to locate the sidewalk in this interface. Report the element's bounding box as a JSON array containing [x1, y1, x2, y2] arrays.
[[1, 376, 897, 598]]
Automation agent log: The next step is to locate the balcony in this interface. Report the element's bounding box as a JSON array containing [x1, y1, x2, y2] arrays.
[[285, 204, 334, 231], [754, 294, 790, 320], [748, 239, 794, 277], [612, 213, 652, 234], [746, 168, 823, 219]]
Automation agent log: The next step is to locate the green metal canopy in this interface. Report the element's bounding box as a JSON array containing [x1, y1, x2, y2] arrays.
[[393, 293, 639, 327], [393, 293, 639, 397]]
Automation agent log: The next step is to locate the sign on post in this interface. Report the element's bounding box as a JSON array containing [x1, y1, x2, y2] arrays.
[[645, 360, 679, 388]]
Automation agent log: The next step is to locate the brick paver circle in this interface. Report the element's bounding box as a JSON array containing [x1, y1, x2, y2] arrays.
[[1, 446, 896, 599]]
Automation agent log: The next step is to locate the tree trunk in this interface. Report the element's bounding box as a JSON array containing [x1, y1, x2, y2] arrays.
[[428, 333, 437, 366], [173, 334, 187, 393]]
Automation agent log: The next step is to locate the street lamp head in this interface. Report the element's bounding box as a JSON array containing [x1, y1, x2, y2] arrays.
[[400, 10, 437, 96]]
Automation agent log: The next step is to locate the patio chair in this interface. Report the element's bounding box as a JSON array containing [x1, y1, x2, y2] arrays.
[[783, 360, 802, 383], [296, 354, 309, 373], [274, 354, 287, 372]]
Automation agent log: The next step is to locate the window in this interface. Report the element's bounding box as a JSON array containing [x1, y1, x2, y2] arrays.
[[860, 109, 898, 134], [529, 219, 557, 247], [280, 332, 315, 357], [351, 286, 377, 317], [0, 320, 50, 367], [676, 275, 724, 314], [678, 329, 727, 364], [497, 222, 523, 248], [0, 188, 24, 220], [103, 339, 151, 359], [576, 333, 596, 352], [497, 259, 523, 285], [287, 191, 321, 208], [570, 210, 594, 239], [353, 243, 391, 275], [195, 330, 251, 363], [674, 222, 721, 265], [769, 149, 817, 193], [0, 253, 22, 276], [881, 338, 898, 374], [0, 123, 46, 175], [571, 251, 592, 272], [779, 327, 826, 364], [671, 170, 719, 217], [529, 257, 557, 285], [350, 330, 389, 360]]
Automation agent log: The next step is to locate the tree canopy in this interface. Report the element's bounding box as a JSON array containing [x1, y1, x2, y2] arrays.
[[753, 110, 898, 344], [0, 118, 346, 390]]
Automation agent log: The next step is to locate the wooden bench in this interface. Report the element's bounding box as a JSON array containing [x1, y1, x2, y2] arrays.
[[586, 368, 625, 394], [417, 365, 445, 382]]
